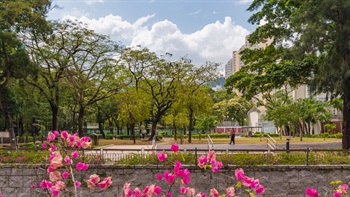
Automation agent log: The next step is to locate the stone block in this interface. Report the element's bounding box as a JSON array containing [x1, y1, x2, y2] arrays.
[[0, 176, 8, 187]]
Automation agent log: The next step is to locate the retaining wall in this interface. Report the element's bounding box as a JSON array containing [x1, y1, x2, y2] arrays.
[[0, 165, 349, 197]]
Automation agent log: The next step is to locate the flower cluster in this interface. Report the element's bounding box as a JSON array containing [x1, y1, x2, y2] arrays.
[[118, 144, 263, 197], [197, 150, 223, 172], [306, 182, 349, 197], [32, 130, 112, 196], [233, 168, 265, 196]]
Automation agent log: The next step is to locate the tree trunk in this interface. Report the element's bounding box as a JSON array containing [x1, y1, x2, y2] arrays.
[[50, 104, 58, 131], [173, 119, 177, 141], [98, 120, 105, 138], [188, 109, 194, 143], [342, 87, 350, 150], [148, 115, 160, 141], [78, 107, 85, 137], [5, 110, 16, 148]]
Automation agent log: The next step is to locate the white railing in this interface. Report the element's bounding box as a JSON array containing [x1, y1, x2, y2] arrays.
[[206, 135, 215, 150], [266, 134, 277, 152]]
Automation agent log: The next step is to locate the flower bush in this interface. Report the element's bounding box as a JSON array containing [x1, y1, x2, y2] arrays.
[[31, 130, 113, 197], [305, 180, 349, 197], [1, 139, 350, 197], [117, 143, 265, 197]]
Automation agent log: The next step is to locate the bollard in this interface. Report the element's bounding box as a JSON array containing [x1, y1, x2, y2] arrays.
[[195, 148, 197, 166], [306, 147, 311, 166], [286, 138, 290, 153]]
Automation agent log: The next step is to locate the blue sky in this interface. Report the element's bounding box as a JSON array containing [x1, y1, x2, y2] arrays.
[[49, 0, 256, 71]]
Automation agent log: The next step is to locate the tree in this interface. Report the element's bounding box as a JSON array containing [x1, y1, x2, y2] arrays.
[[228, 0, 350, 149], [115, 87, 150, 144], [0, 0, 51, 147], [58, 20, 126, 137], [176, 61, 219, 143]]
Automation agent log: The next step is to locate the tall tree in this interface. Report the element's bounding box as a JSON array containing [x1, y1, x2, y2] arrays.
[[227, 0, 350, 149], [60, 20, 126, 137], [0, 0, 51, 147]]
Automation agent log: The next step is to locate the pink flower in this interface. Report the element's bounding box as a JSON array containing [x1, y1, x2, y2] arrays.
[[174, 160, 182, 170], [62, 171, 69, 179], [250, 179, 260, 189], [156, 173, 162, 180], [212, 161, 223, 173], [210, 188, 219, 197], [78, 163, 88, 170], [46, 132, 56, 141], [333, 192, 341, 197], [64, 156, 72, 165], [226, 187, 235, 196], [134, 187, 141, 197], [89, 174, 101, 185], [235, 168, 244, 181], [336, 184, 349, 194], [164, 170, 176, 184], [61, 130, 69, 139], [180, 186, 186, 194], [50, 187, 60, 196], [157, 150, 168, 162], [39, 180, 52, 189], [75, 181, 81, 188], [195, 192, 206, 197], [47, 165, 54, 173], [55, 181, 65, 190], [147, 185, 155, 196], [80, 138, 91, 149], [183, 176, 190, 185], [171, 143, 179, 153], [98, 177, 112, 190], [49, 171, 61, 182], [42, 143, 47, 148], [124, 182, 132, 197], [50, 151, 63, 169], [53, 130, 59, 137], [306, 188, 318, 197], [186, 187, 195, 196], [255, 185, 265, 194], [30, 183, 36, 189], [154, 185, 162, 196], [207, 150, 216, 162], [197, 155, 207, 168], [166, 192, 172, 197], [242, 176, 254, 187], [49, 144, 57, 152], [87, 180, 96, 189], [71, 151, 79, 159]]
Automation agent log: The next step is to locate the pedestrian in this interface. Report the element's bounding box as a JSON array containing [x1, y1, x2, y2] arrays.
[[229, 128, 235, 145]]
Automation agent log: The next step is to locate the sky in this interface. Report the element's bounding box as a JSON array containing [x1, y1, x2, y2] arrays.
[[48, 0, 257, 72]]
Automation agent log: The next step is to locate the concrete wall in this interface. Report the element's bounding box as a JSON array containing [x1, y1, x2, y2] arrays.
[[0, 165, 349, 197]]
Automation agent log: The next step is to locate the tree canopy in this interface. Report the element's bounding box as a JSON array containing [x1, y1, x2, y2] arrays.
[[226, 0, 350, 149]]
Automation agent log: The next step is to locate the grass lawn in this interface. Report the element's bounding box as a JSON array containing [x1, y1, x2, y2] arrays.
[[97, 136, 340, 146]]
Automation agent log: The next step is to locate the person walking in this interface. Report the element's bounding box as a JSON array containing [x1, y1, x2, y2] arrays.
[[229, 128, 235, 145]]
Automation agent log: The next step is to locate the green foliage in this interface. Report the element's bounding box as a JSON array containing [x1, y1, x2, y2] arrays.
[[0, 150, 47, 164]]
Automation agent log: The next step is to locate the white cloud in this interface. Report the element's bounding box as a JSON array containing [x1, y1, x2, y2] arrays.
[[84, 0, 104, 5], [60, 14, 249, 66], [235, 0, 253, 5]]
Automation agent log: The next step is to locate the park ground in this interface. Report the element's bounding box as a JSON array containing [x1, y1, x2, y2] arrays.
[[97, 136, 340, 147]]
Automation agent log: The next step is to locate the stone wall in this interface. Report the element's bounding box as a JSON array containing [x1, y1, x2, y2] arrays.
[[0, 164, 350, 197]]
